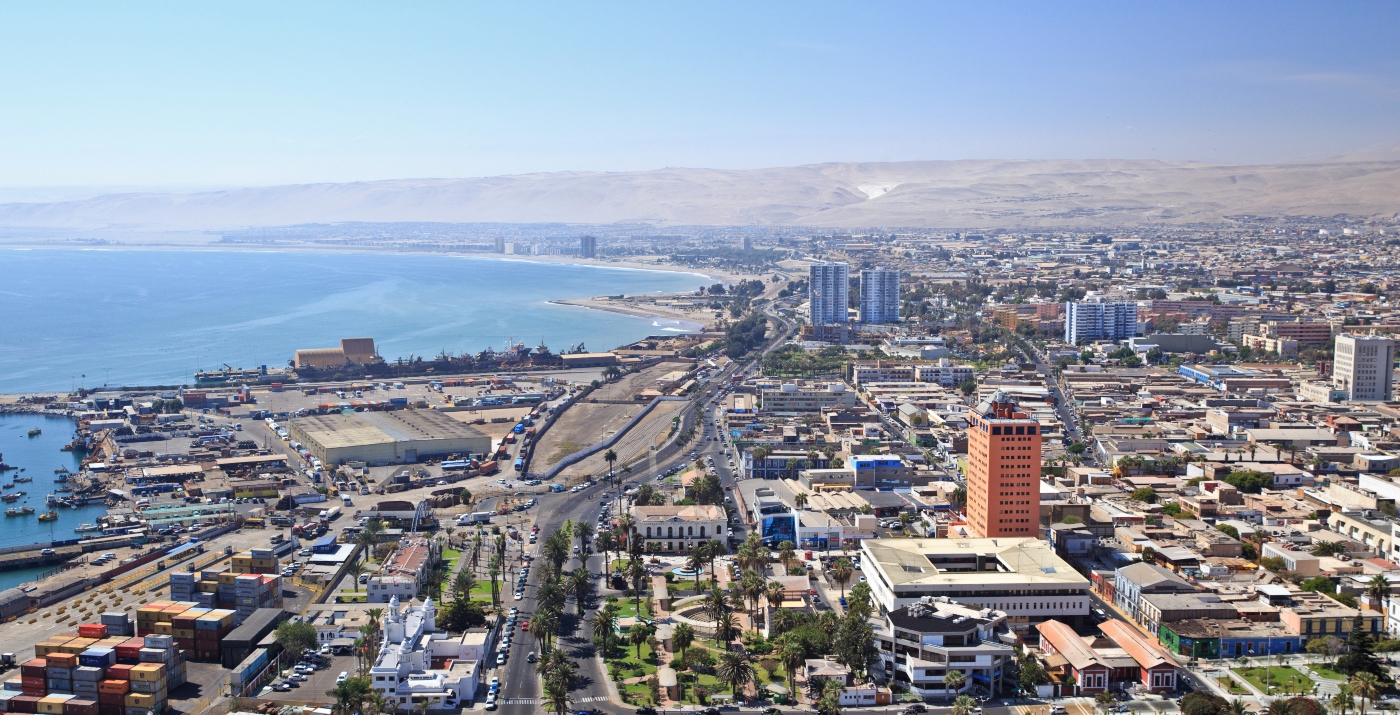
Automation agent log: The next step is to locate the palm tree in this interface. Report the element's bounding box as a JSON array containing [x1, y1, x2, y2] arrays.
[[626, 558, 647, 614], [741, 570, 766, 630], [766, 580, 785, 613], [687, 549, 708, 592], [943, 668, 965, 701], [532, 607, 560, 654], [831, 558, 853, 599], [1334, 685, 1356, 715], [629, 623, 653, 660], [537, 647, 577, 692], [596, 530, 616, 577], [715, 611, 741, 647], [454, 569, 476, 603], [1352, 672, 1379, 715], [773, 634, 805, 701], [544, 681, 572, 715], [1228, 700, 1248, 715], [1265, 700, 1293, 715], [952, 694, 977, 715], [567, 567, 592, 610], [575, 520, 594, 549], [673, 622, 695, 663], [590, 605, 618, 662], [717, 649, 755, 699], [604, 448, 618, 480], [785, 457, 799, 477], [1368, 574, 1390, 619], [487, 561, 500, 609], [705, 585, 730, 624], [701, 539, 725, 584], [345, 559, 366, 593], [778, 540, 798, 573], [794, 492, 808, 510]]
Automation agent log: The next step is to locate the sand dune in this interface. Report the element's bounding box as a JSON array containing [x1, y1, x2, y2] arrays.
[[1, 158, 1398, 230]]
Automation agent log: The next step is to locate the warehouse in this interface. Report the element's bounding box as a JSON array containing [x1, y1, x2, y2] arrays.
[[222, 607, 291, 669], [287, 410, 491, 466]]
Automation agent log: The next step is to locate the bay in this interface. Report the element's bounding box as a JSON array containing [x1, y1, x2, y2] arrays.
[[0, 249, 708, 393], [0, 412, 100, 591]]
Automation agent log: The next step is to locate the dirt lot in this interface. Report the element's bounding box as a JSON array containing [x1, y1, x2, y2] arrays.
[[556, 399, 685, 479], [532, 402, 644, 474]]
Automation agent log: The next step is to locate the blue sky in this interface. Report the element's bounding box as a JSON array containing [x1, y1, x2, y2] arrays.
[[0, 2, 1396, 187]]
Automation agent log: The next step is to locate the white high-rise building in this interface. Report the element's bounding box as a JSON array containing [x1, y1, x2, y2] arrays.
[[859, 268, 901, 324], [1064, 300, 1139, 344], [1334, 334, 1396, 402], [809, 262, 850, 325]]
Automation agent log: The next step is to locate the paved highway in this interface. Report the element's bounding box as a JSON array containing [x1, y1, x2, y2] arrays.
[[495, 308, 793, 714]]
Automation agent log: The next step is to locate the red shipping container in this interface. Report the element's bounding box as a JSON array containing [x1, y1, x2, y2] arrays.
[[65, 699, 100, 715], [106, 665, 133, 681], [97, 705, 124, 715], [19, 660, 45, 678], [20, 676, 45, 690], [98, 692, 125, 704], [77, 624, 108, 639], [8, 695, 40, 714], [45, 653, 77, 668], [113, 640, 143, 661]]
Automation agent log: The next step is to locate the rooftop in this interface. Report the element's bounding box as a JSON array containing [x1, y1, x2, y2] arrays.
[[861, 538, 1088, 589]]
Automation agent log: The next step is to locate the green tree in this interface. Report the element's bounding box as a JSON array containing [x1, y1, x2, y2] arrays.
[[831, 558, 853, 599], [943, 668, 965, 700], [275, 620, 319, 656], [717, 649, 755, 697], [1351, 672, 1379, 715], [345, 559, 366, 593], [1130, 487, 1158, 504], [672, 622, 695, 663], [1018, 658, 1047, 695]]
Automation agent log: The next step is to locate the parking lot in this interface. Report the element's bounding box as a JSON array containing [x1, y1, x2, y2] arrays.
[[261, 651, 359, 701]]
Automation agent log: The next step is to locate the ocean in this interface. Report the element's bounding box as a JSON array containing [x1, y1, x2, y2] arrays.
[[0, 249, 709, 393], [0, 412, 103, 590]]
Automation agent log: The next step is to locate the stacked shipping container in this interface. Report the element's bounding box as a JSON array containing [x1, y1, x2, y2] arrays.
[[4, 629, 182, 715]]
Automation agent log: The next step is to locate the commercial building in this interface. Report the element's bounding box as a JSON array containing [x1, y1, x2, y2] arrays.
[[759, 382, 858, 413], [874, 596, 1016, 700], [857, 538, 1090, 635], [1064, 300, 1139, 344], [294, 337, 381, 369], [580, 235, 597, 258], [1262, 320, 1335, 346], [859, 268, 900, 324], [1333, 334, 1396, 401], [809, 262, 850, 326], [1242, 333, 1298, 358], [916, 359, 975, 388], [1036, 619, 1179, 695], [632, 505, 726, 553], [1111, 562, 1195, 625], [965, 391, 1042, 538], [287, 410, 491, 466]]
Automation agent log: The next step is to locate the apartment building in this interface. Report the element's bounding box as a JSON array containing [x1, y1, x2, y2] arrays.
[[859, 268, 901, 324], [810, 262, 850, 325], [873, 596, 1016, 700], [759, 382, 859, 413], [1334, 334, 1396, 401], [966, 390, 1042, 538], [1065, 300, 1139, 344]]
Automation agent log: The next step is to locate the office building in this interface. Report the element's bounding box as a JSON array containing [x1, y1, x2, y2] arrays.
[[965, 390, 1041, 538], [1333, 334, 1396, 401], [859, 268, 900, 324], [809, 262, 850, 325], [758, 382, 858, 413], [1064, 300, 1139, 344], [580, 235, 597, 258], [493, 237, 504, 253], [857, 537, 1090, 634], [742, 235, 752, 251]]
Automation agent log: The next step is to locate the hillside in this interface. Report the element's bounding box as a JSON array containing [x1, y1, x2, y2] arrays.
[[1, 158, 1398, 230]]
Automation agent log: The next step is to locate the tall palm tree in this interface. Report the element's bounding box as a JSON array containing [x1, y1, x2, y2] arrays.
[[345, 559, 366, 593], [488, 561, 500, 609], [1334, 685, 1356, 715], [604, 448, 618, 480], [537, 647, 577, 692], [943, 669, 965, 701], [717, 649, 755, 699], [687, 549, 708, 592], [794, 492, 808, 510], [705, 585, 731, 624], [701, 539, 725, 584], [773, 634, 805, 701], [590, 605, 619, 661], [596, 530, 616, 578], [672, 622, 695, 663], [766, 580, 785, 613], [1352, 672, 1379, 715], [626, 558, 647, 614], [1266, 700, 1294, 715], [454, 570, 476, 604], [1228, 699, 1249, 715], [575, 520, 594, 549], [629, 623, 652, 659], [1367, 574, 1390, 619], [715, 611, 741, 647], [567, 567, 592, 610], [544, 681, 572, 715], [778, 540, 798, 573], [831, 558, 853, 599], [532, 607, 560, 654]]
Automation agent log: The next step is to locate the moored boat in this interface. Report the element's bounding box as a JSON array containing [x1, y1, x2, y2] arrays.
[[37, 510, 58, 521]]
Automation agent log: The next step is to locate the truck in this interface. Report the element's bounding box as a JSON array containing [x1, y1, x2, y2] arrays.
[[468, 511, 494, 524], [319, 506, 343, 522], [477, 460, 499, 475], [513, 457, 524, 472], [549, 484, 566, 493], [512, 423, 526, 434]]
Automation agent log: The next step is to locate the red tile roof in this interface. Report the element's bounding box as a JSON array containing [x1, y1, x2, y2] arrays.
[[1098, 620, 1174, 671], [1035, 619, 1100, 671]]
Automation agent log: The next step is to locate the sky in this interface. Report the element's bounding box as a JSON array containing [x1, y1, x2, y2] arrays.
[[0, 2, 1397, 188]]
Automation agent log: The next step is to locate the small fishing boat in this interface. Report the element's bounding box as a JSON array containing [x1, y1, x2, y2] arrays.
[[55, 487, 72, 493], [15, 476, 32, 483], [54, 467, 69, 475], [5, 507, 32, 517], [1, 493, 23, 503], [1, 484, 11, 490], [45, 493, 56, 506], [37, 510, 58, 522], [27, 429, 40, 437]]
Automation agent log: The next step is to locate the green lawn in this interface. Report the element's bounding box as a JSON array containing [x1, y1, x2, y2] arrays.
[[609, 596, 653, 622], [621, 682, 654, 706], [442, 548, 462, 572], [611, 641, 659, 677], [1218, 677, 1249, 695], [1233, 666, 1312, 695], [1310, 664, 1347, 681]]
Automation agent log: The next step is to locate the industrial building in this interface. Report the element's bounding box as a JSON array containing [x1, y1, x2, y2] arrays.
[[294, 337, 382, 369], [287, 410, 491, 466]]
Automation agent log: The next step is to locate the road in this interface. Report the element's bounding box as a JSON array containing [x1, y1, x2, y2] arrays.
[[496, 308, 793, 714], [1003, 330, 1087, 453]]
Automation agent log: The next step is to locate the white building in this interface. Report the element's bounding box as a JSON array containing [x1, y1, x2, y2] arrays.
[[759, 382, 858, 413], [367, 575, 419, 604], [810, 262, 850, 326], [632, 505, 727, 553], [1334, 334, 1396, 402], [859, 269, 900, 324], [1064, 300, 1139, 344], [915, 359, 975, 388], [858, 538, 1090, 635], [369, 596, 480, 711]]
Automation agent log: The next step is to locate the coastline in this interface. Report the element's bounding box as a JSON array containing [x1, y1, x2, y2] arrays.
[[0, 238, 746, 284], [549, 298, 711, 331]]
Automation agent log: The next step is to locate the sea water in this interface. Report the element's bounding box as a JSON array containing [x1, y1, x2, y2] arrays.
[[0, 413, 102, 590], [0, 249, 708, 393]]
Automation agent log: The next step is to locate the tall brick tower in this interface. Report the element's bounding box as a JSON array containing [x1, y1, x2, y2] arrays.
[[966, 390, 1042, 538]]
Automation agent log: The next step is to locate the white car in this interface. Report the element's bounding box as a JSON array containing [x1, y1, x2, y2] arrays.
[[336, 671, 349, 684]]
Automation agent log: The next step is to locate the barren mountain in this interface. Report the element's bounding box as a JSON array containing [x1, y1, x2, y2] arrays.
[[1, 158, 1398, 230]]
